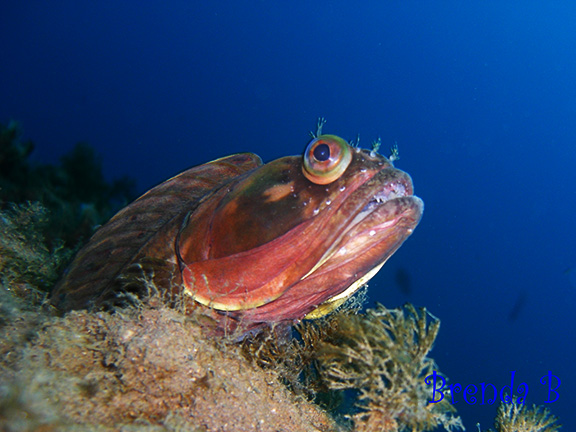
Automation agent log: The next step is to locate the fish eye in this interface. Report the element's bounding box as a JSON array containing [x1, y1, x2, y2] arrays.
[[302, 135, 352, 184], [313, 143, 330, 161]]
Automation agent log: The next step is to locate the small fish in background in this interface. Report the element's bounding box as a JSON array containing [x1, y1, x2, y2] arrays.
[[564, 266, 576, 289], [394, 267, 412, 296], [508, 291, 528, 322]]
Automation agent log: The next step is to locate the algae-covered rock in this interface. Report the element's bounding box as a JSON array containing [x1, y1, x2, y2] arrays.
[[0, 303, 337, 432], [0, 200, 560, 432], [0, 202, 72, 295], [0, 198, 459, 431]]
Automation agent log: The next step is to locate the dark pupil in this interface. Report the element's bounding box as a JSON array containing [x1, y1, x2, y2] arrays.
[[313, 143, 330, 162]]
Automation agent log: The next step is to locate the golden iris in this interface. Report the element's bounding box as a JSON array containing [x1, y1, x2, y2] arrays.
[[302, 135, 352, 184]]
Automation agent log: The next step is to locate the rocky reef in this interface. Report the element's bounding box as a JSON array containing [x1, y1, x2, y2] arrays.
[[0, 201, 460, 431], [0, 120, 135, 248], [0, 300, 336, 431], [0, 123, 562, 431]]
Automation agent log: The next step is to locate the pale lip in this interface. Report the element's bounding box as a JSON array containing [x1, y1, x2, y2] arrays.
[[345, 167, 422, 241], [335, 194, 423, 263], [300, 191, 423, 320], [302, 165, 424, 281]]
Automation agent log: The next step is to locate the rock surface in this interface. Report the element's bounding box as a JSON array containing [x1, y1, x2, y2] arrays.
[[0, 303, 337, 432]]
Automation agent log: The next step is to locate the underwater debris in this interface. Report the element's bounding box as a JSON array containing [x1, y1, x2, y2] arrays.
[[484, 396, 561, 432], [315, 304, 463, 432]]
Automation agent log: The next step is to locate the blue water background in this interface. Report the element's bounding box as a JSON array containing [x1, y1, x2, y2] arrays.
[[2, 2, 575, 430]]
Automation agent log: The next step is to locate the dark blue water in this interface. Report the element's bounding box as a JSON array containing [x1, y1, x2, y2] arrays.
[[2, 2, 574, 430]]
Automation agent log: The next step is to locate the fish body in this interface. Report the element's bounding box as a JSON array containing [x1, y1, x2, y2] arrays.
[[51, 134, 423, 329]]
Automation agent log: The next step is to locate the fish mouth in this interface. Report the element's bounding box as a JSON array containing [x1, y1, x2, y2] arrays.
[[363, 180, 411, 212], [300, 169, 423, 319], [359, 175, 416, 221], [340, 168, 422, 245], [303, 167, 423, 283], [358, 193, 424, 242]]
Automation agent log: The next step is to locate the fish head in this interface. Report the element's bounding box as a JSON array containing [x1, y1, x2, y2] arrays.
[[178, 134, 423, 323]]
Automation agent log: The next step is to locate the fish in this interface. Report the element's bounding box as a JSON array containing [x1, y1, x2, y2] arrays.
[[51, 132, 423, 330]]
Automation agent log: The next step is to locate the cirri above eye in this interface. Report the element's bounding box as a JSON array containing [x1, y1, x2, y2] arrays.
[[50, 124, 423, 336], [302, 135, 352, 184]]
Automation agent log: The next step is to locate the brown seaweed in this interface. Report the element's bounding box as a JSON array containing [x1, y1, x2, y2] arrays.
[[483, 396, 561, 432]]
